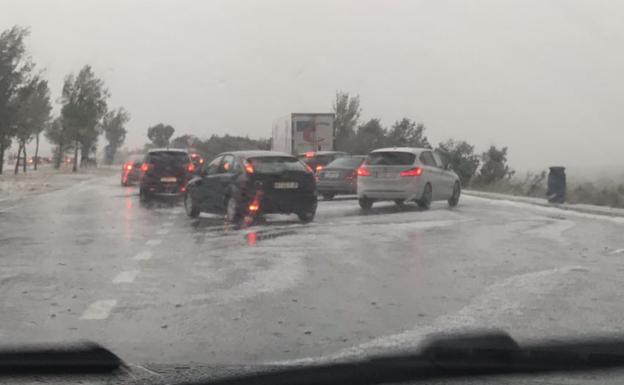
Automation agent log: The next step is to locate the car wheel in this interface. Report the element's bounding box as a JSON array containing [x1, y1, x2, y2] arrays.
[[359, 197, 373, 210], [184, 191, 200, 218], [394, 199, 405, 207], [448, 182, 461, 207], [322, 193, 335, 201], [225, 196, 242, 224], [139, 187, 151, 203], [297, 204, 317, 223], [417, 183, 432, 210]]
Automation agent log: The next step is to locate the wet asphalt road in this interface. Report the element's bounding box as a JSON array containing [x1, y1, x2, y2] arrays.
[[1, 173, 624, 369]]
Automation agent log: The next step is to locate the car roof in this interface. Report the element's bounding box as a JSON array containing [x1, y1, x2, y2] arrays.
[[147, 148, 189, 154], [369, 147, 431, 155], [222, 150, 295, 158], [297, 151, 346, 156]]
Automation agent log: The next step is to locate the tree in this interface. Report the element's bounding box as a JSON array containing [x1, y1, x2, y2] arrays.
[[60, 65, 109, 172], [386, 118, 431, 148], [147, 123, 175, 147], [475, 145, 514, 185], [45, 116, 71, 169], [16, 77, 50, 172], [352, 119, 386, 155], [437, 139, 480, 186], [170, 134, 199, 149], [0, 26, 33, 174], [333, 92, 361, 152], [102, 107, 130, 165]]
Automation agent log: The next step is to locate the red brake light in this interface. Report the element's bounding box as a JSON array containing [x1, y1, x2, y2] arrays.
[[356, 166, 371, 177], [400, 167, 423, 177], [315, 165, 323, 173], [187, 163, 195, 173], [249, 199, 260, 212], [244, 162, 254, 174], [305, 151, 315, 158], [140, 163, 150, 172], [125, 163, 133, 171], [199, 158, 204, 164]]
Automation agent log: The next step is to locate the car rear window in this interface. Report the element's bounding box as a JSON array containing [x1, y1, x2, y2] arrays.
[[365, 152, 415, 166], [147, 151, 190, 165], [247, 157, 309, 173], [326, 157, 364, 168]]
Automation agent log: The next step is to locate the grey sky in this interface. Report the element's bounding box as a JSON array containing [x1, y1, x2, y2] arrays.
[[2, 0, 623, 173]]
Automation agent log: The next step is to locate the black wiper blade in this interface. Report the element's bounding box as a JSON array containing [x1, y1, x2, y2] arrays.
[[0, 342, 123, 375], [183, 331, 624, 385]]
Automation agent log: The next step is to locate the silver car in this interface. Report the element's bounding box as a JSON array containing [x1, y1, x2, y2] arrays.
[[356, 147, 461, 210]]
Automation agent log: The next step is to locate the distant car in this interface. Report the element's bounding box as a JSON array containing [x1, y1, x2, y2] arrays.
[[189, 152, 204, 174], [356, 147, 460, 210], [316, 155, 366, 200], [184, 151, 317, 223], [139, 149, 195, 202], [297, 151, 347, 173], [121, 154, 145, 186]]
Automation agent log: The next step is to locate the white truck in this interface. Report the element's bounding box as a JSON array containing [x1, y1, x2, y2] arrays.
[[272, 113, 335, 155]]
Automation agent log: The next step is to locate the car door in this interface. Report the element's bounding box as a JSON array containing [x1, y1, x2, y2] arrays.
[[193, 156, 223, 212], [419, 151, 444, 200], [432, 151, 454, 198], [215, 154, 239, 208]]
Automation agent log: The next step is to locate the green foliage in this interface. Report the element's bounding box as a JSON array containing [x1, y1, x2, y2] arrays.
[[147, 123, 175, 147], [333, 92, 360, 152], [386, 118, 430, 148], [474, 146, 514, 186], [436, 139, 480, 186], [170, 134, 200, 149], [193, 134, 270, 161], [14, 76, 51, 142], [102, 108, 130, 164], [351, 119, 386, 155], [61, 65, 109, 168]]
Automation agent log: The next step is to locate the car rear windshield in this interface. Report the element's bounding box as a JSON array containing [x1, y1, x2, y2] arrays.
[[326, 157, 364, 168], [247, 157, 309, 174], [148, 152, 190, 165], [365, 152, 415, 166]]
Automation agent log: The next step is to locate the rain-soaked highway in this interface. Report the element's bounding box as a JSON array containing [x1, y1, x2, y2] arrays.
[[1, 173, 624, 369]]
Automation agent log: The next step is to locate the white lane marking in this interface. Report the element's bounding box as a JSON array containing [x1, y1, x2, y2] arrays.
[[156, 228, 170, 236], [133, 250, 153, 260], [610, 248, 624, 255], [80, 300, 117, 320], [112, 270, 140, 284], [146, 239, 162, 246]]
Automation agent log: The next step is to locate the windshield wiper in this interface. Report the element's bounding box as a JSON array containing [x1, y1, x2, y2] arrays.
[[184, 331, 624, 385], [0, 342, 123, 375]]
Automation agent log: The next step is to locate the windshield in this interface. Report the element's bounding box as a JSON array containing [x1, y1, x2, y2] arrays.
[[2, 1, 624, 384], [247, 156, 309, 173]]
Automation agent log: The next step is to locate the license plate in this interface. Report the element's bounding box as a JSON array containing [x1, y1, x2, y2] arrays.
[[324, 171, 339, 179], [274, 181, 298, 189], [377, 172, 395, 179], [160, 177, 177, 183]]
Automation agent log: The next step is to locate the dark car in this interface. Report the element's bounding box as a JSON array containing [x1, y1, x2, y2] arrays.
[[120, 154, 144, 186], [139, 149, 195, 202], [297, 151, 347, 173], [316, 155, 366, 200], [184, 151, 317, 223]]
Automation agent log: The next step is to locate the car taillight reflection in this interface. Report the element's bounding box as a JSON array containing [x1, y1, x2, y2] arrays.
[[400, 167, 423, 177], [140, 163, 150, 172], [356, 166, 371, 177]]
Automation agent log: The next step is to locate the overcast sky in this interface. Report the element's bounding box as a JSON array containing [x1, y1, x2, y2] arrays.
[[2, 0, 623, 173]]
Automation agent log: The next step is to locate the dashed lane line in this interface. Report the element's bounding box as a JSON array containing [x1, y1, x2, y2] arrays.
[[112, 270, 140, 284], [610, 248, 624, 255], [133, 250, 153, 260], [146, 239, 162, 246], [80, 300, 117, 320]]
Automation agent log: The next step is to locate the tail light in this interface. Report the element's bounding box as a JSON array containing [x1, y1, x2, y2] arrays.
[[315, 165, 323, 173], [400, 167, 423, 177], [125, 163, 133, 171], [249, 199, 260, 212], [244, 161, 254, 174], [140, 163, 150, 172], [187, 163, 195, 173], [356, 166, 371, 177], [305, 151, 315, 158]]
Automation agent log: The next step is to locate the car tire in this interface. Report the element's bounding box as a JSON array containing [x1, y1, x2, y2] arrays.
[[394, 199, 405, 207], [448, 182, 461, 207], [184, 191, 200, 218], [139, 187, 151, 203], [417, 183, 432, 210], [297, 204, 317, 223], [359, 197, 373, 210], [322, 193, 335, 201], [225, 196, 242, 225]]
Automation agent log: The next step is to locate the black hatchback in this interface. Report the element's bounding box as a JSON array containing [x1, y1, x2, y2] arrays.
[[184, 151, 317, 223], [139, 149, 195, 202]]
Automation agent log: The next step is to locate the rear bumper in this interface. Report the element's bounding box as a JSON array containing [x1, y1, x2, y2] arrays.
[[357, 178, 424, 201], [317, 180, 357, 194], [255, 193, 317, 214]]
